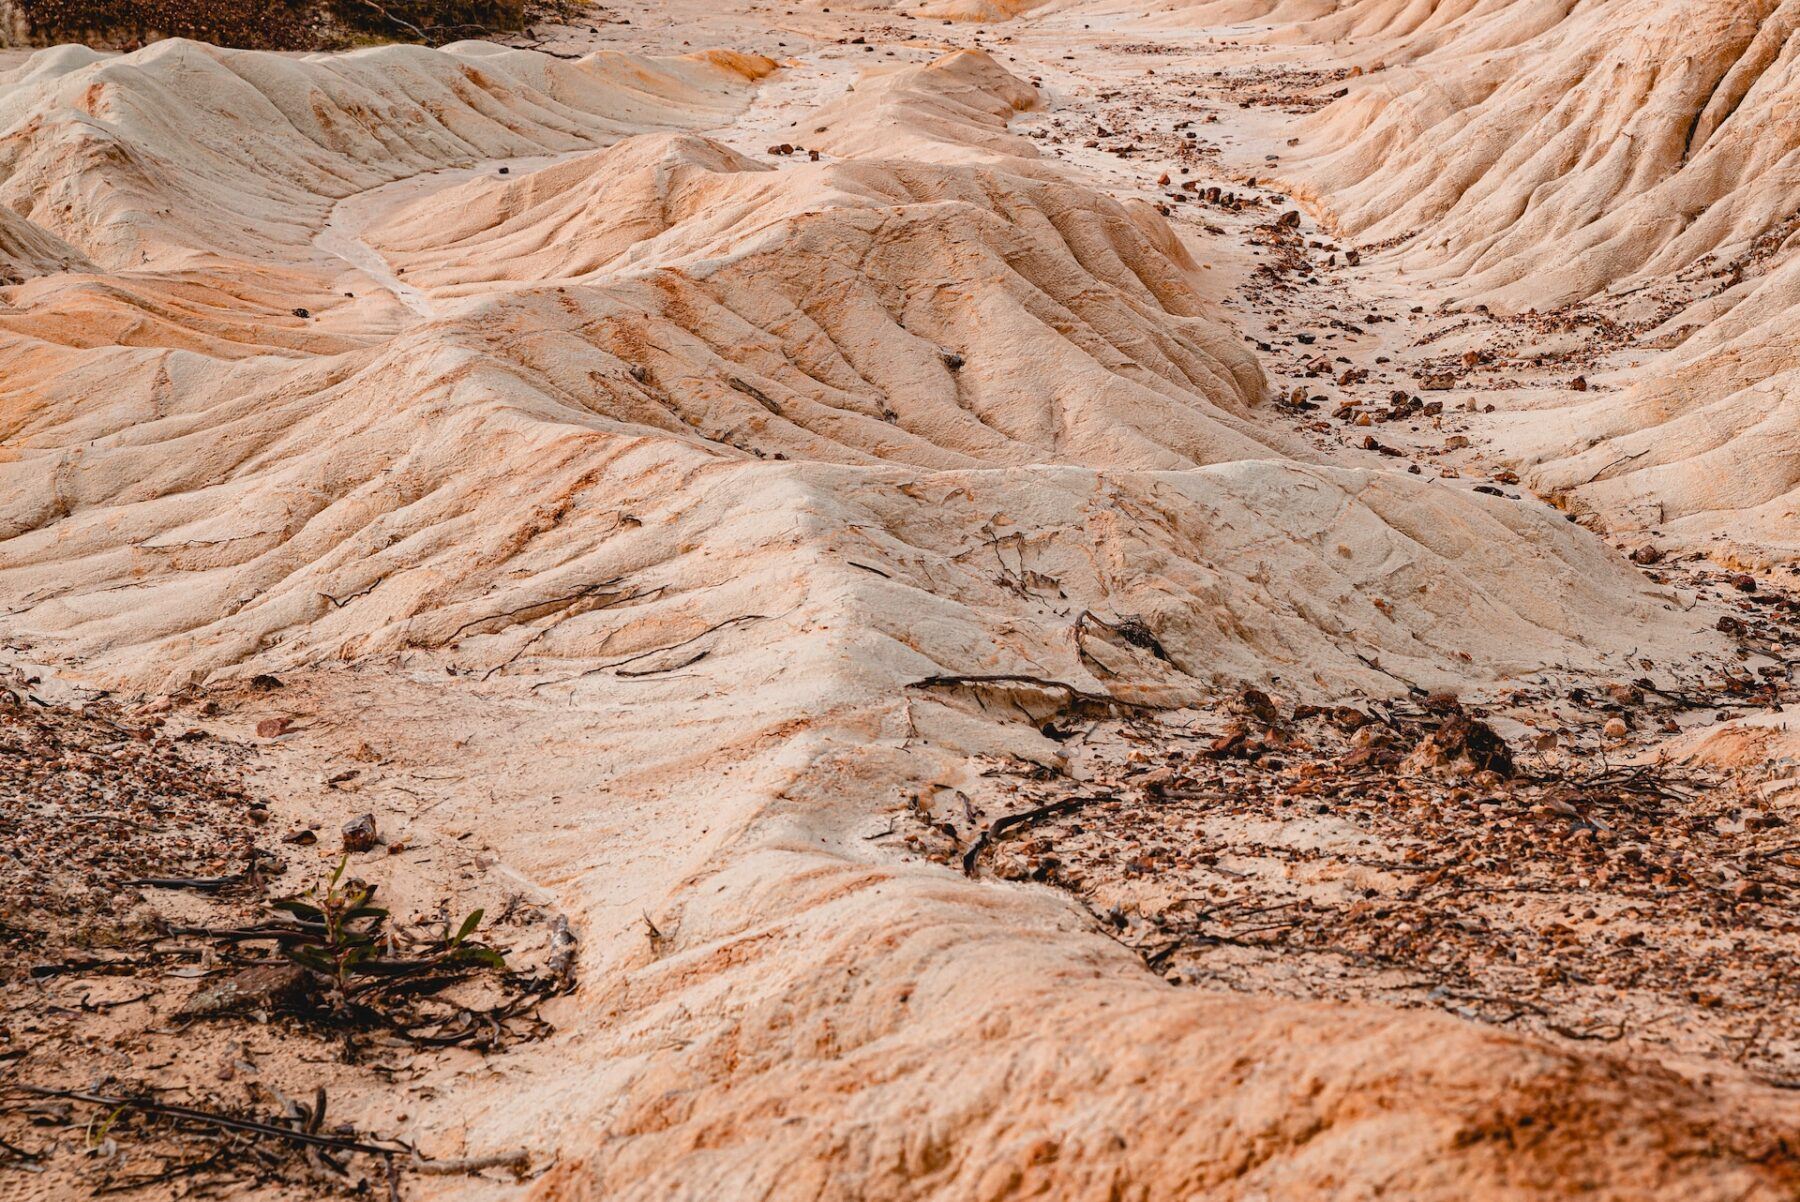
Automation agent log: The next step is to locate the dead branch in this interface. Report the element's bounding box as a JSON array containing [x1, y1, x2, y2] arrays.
[[908, 673, 1168, 718], [962, 793, 1116, 875], [5, 1086, 407, 1157]]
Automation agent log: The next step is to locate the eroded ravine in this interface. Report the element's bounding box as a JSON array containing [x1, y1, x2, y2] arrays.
[[2, 6, 1798, 1202]]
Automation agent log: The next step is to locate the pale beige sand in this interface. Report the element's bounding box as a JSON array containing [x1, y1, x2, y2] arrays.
[[1, 4, 1797, 1199]]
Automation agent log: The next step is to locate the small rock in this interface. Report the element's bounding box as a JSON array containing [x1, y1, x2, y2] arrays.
[[342, 812, 380, 854], [179, 964, 304, 1019], [1230, 687, 1280, 725], [1401, 714, 1514, 778], [1630, 545, 1663, 565], [255, 716, 292, 739]]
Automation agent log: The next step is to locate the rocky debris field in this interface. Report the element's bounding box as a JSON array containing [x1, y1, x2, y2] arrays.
[[935, 649, 1800, 1085]]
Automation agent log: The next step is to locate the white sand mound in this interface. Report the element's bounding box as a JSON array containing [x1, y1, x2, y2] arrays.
[[912, 0, 1049, 20], [0, 38, 775, 269], [805, 46, 1045, 161], [793, 0, 1049, 21], [363, 130, 1276, 463], [1506, 249, 1800, 561], [1257, 0, 1800, 559], [1288, 0, 1799, 309], [0, 206, 89, 283]]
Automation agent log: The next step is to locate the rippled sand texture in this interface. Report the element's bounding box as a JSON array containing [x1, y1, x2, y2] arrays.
[[3, 4, 1798, 1199]]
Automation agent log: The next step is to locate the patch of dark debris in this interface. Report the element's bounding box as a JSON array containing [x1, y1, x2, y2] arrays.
[[1214, 65, 1357, 113], [903, 643, 1799, 1084], [0, 679, 575, 1197], [0, 684, 264, 960]]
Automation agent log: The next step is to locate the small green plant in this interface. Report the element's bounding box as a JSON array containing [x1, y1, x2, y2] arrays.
[[84, 1104, 125, 1155], [271, 858, 503, 1000]]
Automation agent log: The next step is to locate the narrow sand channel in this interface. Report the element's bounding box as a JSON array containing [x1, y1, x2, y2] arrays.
[[313, 154, 577, 322]]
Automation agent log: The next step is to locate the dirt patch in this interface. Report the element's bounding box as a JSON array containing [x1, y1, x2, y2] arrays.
[[940, 653, 1800, 1086], [0, 678, 575, 1196]]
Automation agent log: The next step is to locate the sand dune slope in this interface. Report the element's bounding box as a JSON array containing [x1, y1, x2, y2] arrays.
[[0, 40, 776, 269], [1265, 0, 1800, 559], [1292, 0, 1799, 308], [0, 205, 89, 282], [1509, 250, 1800, 561], [0, 44, 1692, 691]]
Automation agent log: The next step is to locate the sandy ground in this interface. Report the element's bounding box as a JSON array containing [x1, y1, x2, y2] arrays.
[[2, 2, 1799, 1199]]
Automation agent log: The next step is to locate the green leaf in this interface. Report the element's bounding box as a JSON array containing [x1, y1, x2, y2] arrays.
[[448, 944, 507, 970], [347, 958, 430, 976], [286, 946, 336, 974], [271, 899, 326, 922], [453, 909, 485, 946], [88, 1105, 126, 1149]]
